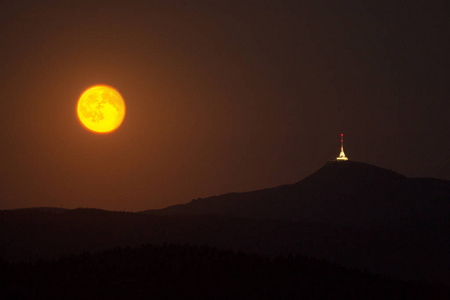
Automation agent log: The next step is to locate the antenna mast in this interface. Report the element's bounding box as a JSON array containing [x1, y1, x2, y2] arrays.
[[336, 133, 348, 161]]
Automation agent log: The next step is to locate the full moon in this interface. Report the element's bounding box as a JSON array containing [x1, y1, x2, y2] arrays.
[[77, 85, 126, 133]]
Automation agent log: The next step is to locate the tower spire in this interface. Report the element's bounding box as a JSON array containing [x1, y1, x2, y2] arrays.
[[336, 133, 348, 161]]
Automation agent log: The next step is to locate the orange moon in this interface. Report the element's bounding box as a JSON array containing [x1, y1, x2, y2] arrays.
[[77, 85, 126, 133]]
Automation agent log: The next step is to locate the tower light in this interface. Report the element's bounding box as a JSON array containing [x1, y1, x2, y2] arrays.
[[336, 133, 348, 161]]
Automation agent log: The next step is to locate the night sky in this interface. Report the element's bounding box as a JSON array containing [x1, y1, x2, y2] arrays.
[[0, 1, 448, 211]]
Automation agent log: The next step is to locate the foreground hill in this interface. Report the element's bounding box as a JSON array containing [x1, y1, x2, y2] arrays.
[[144, 161, 450, 228], [1, 207, 448, 285], [1, 244, 447, 300]]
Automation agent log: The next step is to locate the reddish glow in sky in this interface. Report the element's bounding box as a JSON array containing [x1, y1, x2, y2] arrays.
[[0, 1, 448, 211]]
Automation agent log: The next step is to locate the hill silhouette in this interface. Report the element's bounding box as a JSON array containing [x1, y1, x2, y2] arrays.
[[144, 161, 450, 227], [1, 243, 447, 300], [1, 161, 449, 286]]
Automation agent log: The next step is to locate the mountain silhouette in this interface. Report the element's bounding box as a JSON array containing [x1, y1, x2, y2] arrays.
[[1, 161, 449, 285], [144, 161, 450, 228]]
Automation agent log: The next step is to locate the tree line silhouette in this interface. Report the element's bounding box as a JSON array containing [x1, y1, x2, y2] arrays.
[[1, 243, 447, 299]]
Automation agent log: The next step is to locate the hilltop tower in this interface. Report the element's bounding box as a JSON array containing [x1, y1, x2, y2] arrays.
[[336, 133, 348, 161]]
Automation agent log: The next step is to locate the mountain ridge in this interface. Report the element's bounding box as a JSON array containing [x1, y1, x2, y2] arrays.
[[1, 161, 449, 284], [143, 161, 450, 227]]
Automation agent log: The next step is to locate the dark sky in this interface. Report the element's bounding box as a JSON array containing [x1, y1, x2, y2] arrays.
[[0, 0, 448, 211]]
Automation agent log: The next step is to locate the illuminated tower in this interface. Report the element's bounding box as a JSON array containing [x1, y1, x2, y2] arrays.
[[336, 133, 348, 161]]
